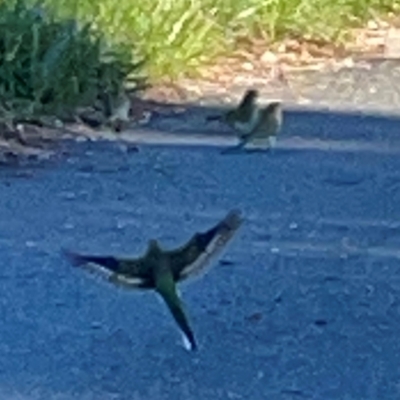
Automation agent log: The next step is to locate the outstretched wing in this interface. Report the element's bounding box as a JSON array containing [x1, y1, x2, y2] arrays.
[[166, 209, 243, 282], [62, 249, 153, 289], [206, 90, 258, 127], [235, 89, 258, 122]]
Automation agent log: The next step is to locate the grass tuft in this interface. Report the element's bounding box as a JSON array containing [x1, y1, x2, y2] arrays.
[[0, 0, 145, 125]]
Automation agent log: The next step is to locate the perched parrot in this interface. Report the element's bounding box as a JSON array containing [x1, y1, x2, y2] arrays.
[[222, 101, 282, 153], [207, 89, 260, 137]]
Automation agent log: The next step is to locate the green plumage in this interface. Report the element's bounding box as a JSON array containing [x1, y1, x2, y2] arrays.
[[222, 101, 282, 153], [64, 209, 243, 351], [207, 89, 259, 136]]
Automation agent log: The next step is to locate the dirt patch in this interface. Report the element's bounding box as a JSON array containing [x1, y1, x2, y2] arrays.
[[141, 18, 400, 104]]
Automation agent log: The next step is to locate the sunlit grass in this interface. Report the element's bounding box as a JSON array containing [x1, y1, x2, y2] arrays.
[[33, 0, 400, 81], [1, 0, 400, 89]]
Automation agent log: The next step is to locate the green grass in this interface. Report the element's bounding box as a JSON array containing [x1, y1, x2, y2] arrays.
[[0, 0, 145, 125], [36, 0, 400, 81], [0, 0, 399, 123]]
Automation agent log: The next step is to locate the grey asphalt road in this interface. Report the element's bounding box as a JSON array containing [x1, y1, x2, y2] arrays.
[[2, 62, 400, 400]]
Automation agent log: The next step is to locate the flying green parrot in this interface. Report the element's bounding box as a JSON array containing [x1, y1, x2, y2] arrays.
[[63, 209, 243, 351], [207, 89, 260, 137]]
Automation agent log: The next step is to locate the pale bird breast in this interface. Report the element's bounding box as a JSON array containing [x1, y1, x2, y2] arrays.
[[234, 120, 254, 135], [234, 108, 260, 135]]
